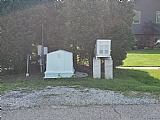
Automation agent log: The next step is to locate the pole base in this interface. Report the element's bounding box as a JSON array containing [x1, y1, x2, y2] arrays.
[[26, 73, 29, 77]]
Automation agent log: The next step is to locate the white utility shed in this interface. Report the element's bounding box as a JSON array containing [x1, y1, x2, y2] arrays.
[[44, 50, 74, 78]]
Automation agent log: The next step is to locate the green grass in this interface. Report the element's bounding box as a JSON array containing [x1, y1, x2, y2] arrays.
[[142, 69, 160, 80], [123, 49, 160, 66], [1, 69, 160, 95]]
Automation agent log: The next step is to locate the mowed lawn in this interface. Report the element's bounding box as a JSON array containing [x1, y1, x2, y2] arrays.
[[1, 69, 160, 95], [123, 49, 160, 66]]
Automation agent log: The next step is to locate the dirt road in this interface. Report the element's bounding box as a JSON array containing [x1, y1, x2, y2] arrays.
[[2, 104, 160, 120]]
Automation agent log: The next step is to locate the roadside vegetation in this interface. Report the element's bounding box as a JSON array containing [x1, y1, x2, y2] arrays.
[[1, 69, 160, 95], [123, 49, 160, 66], [1, 0, 134, 75]]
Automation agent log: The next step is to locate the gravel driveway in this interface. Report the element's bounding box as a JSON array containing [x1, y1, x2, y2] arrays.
[[1, 86, 160, 120]]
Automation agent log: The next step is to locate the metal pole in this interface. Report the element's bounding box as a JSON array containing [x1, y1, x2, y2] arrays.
[[26, 55, 29, 77], [0, 26, 1, 47], [40, 55, 43, 73], [42, 22, 44, 47], [40, 22, 44, 73]]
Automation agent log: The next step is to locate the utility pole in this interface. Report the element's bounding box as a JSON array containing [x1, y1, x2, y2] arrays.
[[0, 26, 1, 47], [0, 27, 2, 76], [40, 22, 44, 73], [42, 22, 44, 47]]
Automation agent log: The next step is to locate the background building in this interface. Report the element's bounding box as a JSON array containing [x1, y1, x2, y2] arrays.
[[131, 0, 160, 49]]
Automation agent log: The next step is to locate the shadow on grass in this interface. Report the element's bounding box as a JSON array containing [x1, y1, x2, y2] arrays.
[[114, 69, 160, 81], [114, 69, 160, 93]]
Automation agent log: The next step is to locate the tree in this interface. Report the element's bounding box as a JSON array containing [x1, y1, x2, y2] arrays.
[[59, 0, 134, 69], [0, 0, 55, 16], [0, 3, 52, 74], [106, 0, 134, 66], [1, 0, 134, 75]]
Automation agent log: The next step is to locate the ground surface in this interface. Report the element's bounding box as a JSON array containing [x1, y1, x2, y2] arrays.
[[1, 86, 160, 120], [1, 86, 159, 110], [2, 104, 160, 120]]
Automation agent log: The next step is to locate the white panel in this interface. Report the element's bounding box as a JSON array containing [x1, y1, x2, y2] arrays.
[[37, 45, 48, 55], [96, 39, 111, 58], [44, 47, 48, 55], [37, 45, 42, 55]]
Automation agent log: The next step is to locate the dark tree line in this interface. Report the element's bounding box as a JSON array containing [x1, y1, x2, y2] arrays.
[[0, 0, 57, 16], [0, 0, 134, 75]]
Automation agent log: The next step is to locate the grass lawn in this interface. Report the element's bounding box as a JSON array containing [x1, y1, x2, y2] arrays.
[[123, 49, 160, 66], [1, 69, 160, 95]]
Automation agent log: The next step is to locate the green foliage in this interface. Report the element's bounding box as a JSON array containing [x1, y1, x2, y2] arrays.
[[1, 0, 134, 75], [108, 23, 134, 66], [0, 0, 55, 16], [56, 0, 134, 68]]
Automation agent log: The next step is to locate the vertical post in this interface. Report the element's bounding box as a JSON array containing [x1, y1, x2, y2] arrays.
[[0, 26, 1, 47], [0, 27, 1, 77], [40, 55, 43, 73], [42, 22, 44, 47], [26, 55, 29, 77], [40, 22, 44, 73], [93, 57, 101, 78], [104, 57, 113, 79]]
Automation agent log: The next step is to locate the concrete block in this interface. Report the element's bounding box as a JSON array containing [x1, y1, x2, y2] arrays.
[[93, 58, 101, 78], [104, 58, 113, 79]]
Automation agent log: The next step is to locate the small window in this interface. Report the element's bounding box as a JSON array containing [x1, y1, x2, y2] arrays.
[[133, 10, 141, 24], [156, 11, 160, 24]]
